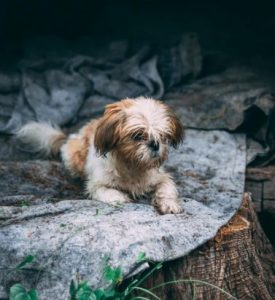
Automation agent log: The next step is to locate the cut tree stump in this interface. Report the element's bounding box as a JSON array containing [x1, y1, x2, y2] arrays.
[[245, 166, 275, 245], [131, 193, 275, 300], [246, 166, 275, 215]]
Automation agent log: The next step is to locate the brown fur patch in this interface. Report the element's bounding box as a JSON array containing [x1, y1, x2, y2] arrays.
[[66, 120, 98, 176], [105, 99, 135, 112], [66, 139, 87, 176], [50, 133, 67, 155], [165, 105, 185, 148], [115, 139, 167, 170], [94, 101, 134, 155]]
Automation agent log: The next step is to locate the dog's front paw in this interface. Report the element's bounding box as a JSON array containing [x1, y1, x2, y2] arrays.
[[92, 188, 131, 206], [107, 190, 131, 206], [156, 198, 183, 215]]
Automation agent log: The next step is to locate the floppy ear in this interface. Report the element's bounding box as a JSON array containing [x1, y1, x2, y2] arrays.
[[166, 107, 185, 148], [94, 103, 126, 155]]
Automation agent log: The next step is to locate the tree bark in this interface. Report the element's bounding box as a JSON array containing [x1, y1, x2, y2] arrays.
[[245, 166, 275, 245], [245, 166, 275, 214], [132, 193, 275, 300]]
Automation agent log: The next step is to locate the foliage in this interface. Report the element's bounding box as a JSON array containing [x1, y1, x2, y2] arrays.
[[15, 255, 35, 270], [9, 283, 38, 300], [70, 264, 124, 300], [8, 252, 237, 300]]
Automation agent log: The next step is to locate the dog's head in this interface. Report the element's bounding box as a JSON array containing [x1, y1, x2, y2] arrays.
[[94, 97, 184, 169]]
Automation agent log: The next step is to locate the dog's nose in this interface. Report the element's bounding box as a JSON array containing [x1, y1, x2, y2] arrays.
[[148, 140, 159, 152]]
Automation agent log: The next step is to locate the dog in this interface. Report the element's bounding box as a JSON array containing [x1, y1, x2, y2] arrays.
[[17, 97, 184, 214]]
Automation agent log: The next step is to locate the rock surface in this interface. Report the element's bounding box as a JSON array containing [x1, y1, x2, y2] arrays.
[[0, 129, 246, 299]]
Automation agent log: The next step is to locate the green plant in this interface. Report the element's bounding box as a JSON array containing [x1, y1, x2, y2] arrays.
[[8, 252, 238, 300], [150, 279, 238, 300], [69, 256, 163, 300], [9, 283, 38, 300], [15, 255, 36, 270]]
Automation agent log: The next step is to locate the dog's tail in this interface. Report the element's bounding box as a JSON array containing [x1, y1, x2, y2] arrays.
[[16, 122, 67, 156]]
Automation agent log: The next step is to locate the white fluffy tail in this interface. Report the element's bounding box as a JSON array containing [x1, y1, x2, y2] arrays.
[[16, 122, 66, 156]]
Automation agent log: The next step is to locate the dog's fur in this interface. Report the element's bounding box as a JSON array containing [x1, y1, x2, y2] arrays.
[[17, 97, 184, 214]]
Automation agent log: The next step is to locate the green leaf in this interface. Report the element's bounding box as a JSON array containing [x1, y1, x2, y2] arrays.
[[136, 252, 146, 263], [76, 291, 96, 300], [114, 267, 123, 284], [9, 284, 38, 300], [20, 201, 29, 208], [70, 280, 77, 299], [10, 284, 26, 299], [16, 255, 35, 270], [77, 282, 91, 291], [104, 266, 114, 281], [75, 282, 96, 300], [104, 266, 123, 284], [155, 263, 162, 270], [14, 294, 32, 300], [93, 289, 105, 300], [101, 289, 117, 298], [28, 290, 38, 300]]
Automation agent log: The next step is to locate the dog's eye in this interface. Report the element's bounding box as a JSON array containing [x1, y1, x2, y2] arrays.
[[132, 132, 144, 141]]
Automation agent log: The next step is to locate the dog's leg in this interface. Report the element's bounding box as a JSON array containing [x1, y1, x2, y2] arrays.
[[87, 185, 131, 206], [152, 175, 182, 214]]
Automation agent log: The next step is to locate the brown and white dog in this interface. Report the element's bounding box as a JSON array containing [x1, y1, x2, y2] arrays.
[[17, 97, 184, 214]]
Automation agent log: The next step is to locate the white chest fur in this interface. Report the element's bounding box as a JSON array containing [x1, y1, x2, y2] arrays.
[[85, 145, 163, 198]]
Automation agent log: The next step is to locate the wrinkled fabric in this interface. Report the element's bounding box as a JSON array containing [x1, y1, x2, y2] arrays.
[[0, 34, 202, 133], [0, 130, 246, 299], [165, 67, 275, 165]]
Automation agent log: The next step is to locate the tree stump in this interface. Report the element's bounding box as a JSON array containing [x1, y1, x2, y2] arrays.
[[246, 166, 275, 214], [245, 166, 275, 245], [132, 193, 275, 300]]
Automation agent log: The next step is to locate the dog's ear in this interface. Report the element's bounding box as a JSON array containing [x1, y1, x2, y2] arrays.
[[166, 107, 185, 148], [94, 102, 126, 155]]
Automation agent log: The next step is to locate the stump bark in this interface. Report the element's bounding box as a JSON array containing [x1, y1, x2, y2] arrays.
[[132, 193, 275, 300], [245, 166, 275, 215], [245, 166, 275, 245]]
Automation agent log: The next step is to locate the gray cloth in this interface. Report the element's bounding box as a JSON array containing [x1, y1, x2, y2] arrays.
[[0, 37, 274, 166], [0, 34, 202, 133], [165, 67, 275, 166], [0, 129, 246, 299], [165, 67, 275, 131], [0, 35, 269, 298]]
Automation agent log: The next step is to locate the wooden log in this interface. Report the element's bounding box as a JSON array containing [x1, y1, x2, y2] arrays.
[[131, 193, 275, 300]]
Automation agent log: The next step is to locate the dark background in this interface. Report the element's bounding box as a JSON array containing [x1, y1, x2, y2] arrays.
[[1, 0, 275, 62]]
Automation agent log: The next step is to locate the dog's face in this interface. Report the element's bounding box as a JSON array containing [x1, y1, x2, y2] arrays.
[[94, 97, 184, 169]]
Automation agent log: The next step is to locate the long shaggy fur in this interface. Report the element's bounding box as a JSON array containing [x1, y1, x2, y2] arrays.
[[16, 122, 66, 156], [17, 97, 184, 214]]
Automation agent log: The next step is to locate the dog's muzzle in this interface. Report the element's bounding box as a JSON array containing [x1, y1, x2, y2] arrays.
[[148, 140, 160, 157]]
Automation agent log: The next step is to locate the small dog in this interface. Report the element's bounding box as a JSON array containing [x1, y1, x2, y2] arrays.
[[17, 97, 184, 214]]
